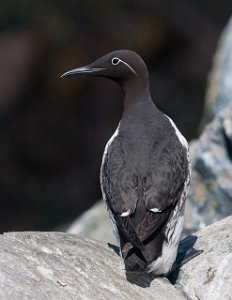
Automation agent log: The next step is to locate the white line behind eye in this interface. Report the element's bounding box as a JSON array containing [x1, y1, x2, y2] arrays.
[[111, 57, 137, 76]]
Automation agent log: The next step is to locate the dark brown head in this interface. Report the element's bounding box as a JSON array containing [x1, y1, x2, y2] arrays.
[[61, 50, 149, 92]]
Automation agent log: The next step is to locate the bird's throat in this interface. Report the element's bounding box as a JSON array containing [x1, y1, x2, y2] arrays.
[[122, 80, 152, 115]]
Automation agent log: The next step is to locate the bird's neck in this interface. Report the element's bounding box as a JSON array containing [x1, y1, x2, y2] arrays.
[[121, 78, 155, 116]]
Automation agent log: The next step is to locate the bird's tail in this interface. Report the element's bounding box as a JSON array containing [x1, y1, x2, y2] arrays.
[[121, 241, 148, 273], [121, 211, 169, 274], [113, 214, 144, 251]]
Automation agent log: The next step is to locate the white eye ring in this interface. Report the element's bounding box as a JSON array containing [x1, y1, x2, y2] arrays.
[[111, 57, 120, 65]]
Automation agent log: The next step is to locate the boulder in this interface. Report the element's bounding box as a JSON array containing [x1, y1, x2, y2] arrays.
[[184, 103, 232, 233], [1, 217, 232, 299], [67, 201, 117, 244], [174, 216, 232, 300], [184, 15, 232, 234], [202, 15, 232, 125], [0, 231, 185, 300]]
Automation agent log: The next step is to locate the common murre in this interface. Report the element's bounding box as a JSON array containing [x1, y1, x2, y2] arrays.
[[62, 50, 196, 275]]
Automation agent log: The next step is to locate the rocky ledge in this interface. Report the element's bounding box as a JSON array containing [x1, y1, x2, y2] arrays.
[[1, 216, 232, 300]]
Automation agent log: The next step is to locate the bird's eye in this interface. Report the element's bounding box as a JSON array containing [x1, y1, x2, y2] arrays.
[[111, 57, 120, 65]]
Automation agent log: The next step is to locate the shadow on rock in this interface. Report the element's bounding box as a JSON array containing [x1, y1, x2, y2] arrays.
[[126, 272, 156, 288], [168, 235, 203, 284], [107, 243, 120, 256]]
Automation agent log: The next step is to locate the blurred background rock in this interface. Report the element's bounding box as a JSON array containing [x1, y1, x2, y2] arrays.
[[0, 0, 231, 233]]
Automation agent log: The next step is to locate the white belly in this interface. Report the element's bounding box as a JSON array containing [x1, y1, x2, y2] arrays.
[[147, 168, 190, 275], [147, 212, 185, 274]]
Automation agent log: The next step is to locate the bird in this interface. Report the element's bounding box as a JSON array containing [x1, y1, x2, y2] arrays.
[[61, 50, 191, 275]]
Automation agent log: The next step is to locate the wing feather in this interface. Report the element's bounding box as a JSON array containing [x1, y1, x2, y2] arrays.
[[101, 131, 189, 255], [101, 136, 143, 249]]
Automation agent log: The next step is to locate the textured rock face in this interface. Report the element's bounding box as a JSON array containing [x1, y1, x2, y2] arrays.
[[184, 16, 232, 233], [202, 15, 232, 125], [0, 231, 185, 300], [67, 201, 117, 244], [1, 217, 232, 299], [175, 216, 232, 300], [184, 103, 232, 233]]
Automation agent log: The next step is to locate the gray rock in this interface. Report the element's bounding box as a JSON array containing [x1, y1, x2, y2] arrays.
[[1, 217, 232, 300], [0, 231, 186, 300], [185, 103, 232, 233], [186, 15, 232, 234], [175, 216, 232, 300], [202, 15, 232, 125], [67, 201, 117, 244]]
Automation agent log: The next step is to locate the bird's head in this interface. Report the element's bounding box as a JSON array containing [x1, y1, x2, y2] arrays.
[[61, 50, 149, 87]]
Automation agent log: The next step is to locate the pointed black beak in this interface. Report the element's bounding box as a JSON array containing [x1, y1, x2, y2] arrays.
[[61, 66, 106, 78]]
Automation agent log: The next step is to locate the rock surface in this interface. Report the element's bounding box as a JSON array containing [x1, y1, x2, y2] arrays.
[[184, 103, 232, 233], [174, 216, 232, 300], [1, 217, 232, 299], [67, 201, 117, 244], [202, 15, 232, 125], [184, 15, 232, 233], [0, 231, 185, 300]]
